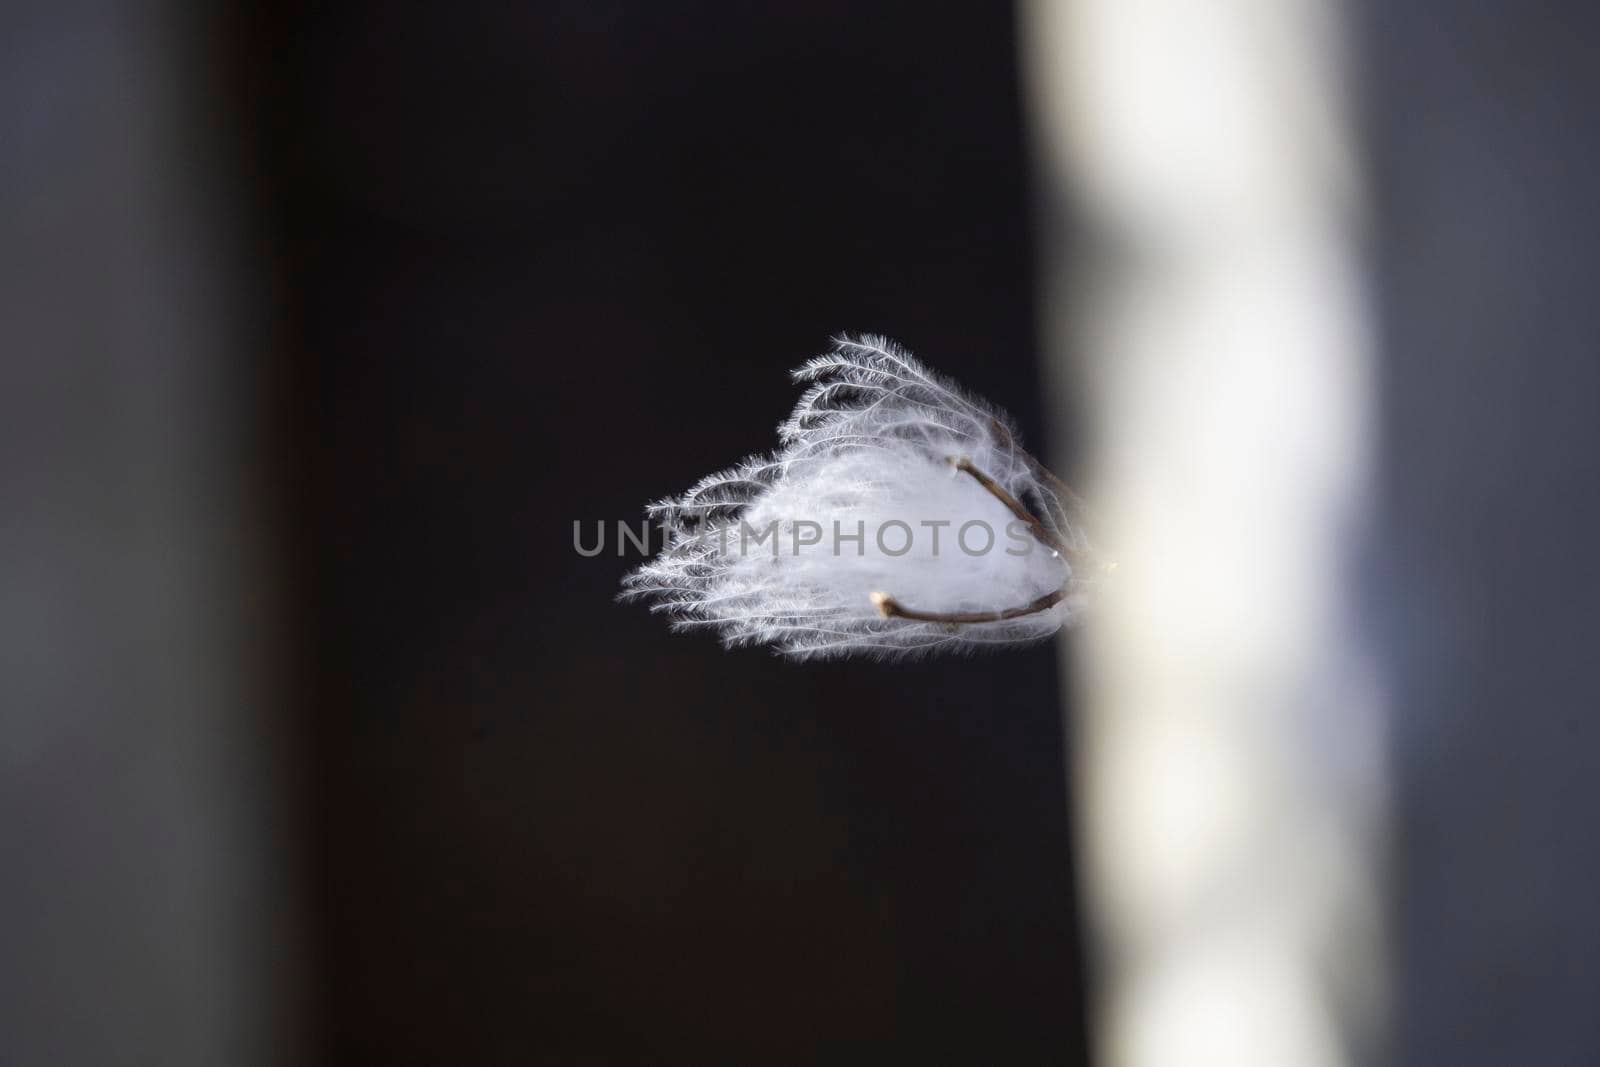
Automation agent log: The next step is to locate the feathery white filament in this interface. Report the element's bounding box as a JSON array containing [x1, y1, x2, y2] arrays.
[[621, 335, 1095, 659]]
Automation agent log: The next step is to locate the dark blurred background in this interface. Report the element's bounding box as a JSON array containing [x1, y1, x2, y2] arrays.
[[1363, 4, 1600, 1064], [246, 2, 1085, 1064], [9, 1, 1600, 1066]]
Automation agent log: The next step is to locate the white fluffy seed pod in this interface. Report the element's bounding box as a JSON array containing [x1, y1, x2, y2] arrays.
[[621, 335, 1099, 660]]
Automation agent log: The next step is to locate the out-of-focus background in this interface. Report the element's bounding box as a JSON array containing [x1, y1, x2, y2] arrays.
[[3, 2, 1598, 1065]]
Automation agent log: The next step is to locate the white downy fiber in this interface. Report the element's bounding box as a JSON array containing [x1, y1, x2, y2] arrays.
[[621, 335, 1098, 660]]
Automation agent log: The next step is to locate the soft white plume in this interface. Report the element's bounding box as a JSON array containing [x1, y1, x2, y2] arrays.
[[621, 335, 1098, 660]]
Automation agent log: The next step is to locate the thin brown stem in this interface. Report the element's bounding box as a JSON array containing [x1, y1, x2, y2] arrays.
[[866, 454, 1077, 626], [948, 456, 1077, 561], [870, 587, 1069, 625], [987, 416, 1095, 520]]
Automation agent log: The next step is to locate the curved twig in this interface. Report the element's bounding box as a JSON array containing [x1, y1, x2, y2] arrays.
[[868, 453, 1077, 625]]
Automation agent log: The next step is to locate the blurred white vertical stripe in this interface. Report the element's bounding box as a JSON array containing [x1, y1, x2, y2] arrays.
[[1019, 2, 1387, 1065]]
